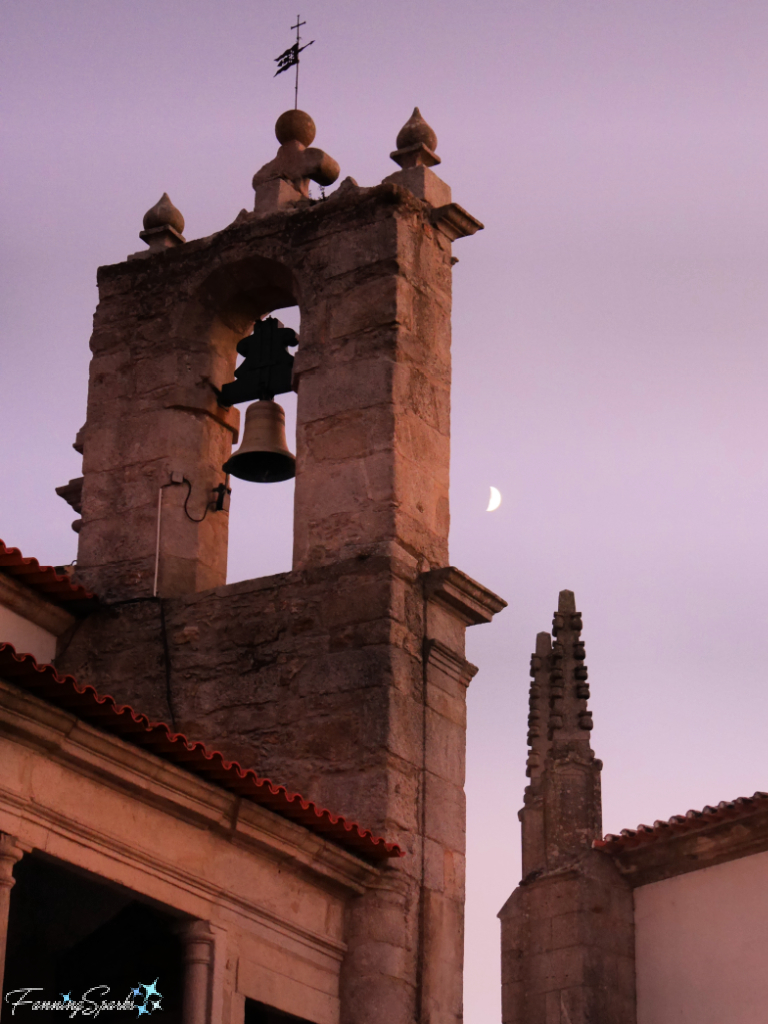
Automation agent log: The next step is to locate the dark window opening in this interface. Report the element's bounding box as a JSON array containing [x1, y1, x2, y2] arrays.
[[4, 853, 183, 1021], [245, 997, 317, 1024]]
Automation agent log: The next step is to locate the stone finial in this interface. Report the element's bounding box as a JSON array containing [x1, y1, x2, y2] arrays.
[[275, 109, 316, 147], [143, 192, 185, 234], [391, 108, 441, 169], [139, 193, 186, 255], [252, 110, 340, 216]]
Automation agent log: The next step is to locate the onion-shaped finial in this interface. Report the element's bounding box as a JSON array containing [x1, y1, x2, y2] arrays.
[[139, 192, 186, 254], [396, 108, 437, 152], [391, 108, 440, 169], [143, 193, 185, 234]]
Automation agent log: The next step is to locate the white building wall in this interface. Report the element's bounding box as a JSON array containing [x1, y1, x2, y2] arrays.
[[0, 603, 56, 663], [635, 847, 768, 1024]]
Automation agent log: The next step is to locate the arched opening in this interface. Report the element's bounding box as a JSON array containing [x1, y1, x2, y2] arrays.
[[191, 254, 303, 584]]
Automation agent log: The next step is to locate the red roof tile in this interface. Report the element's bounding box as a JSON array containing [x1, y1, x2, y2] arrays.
[[0, 539, 95, 610], [0, 642, 404, 863], [594, 792, 768, 853]]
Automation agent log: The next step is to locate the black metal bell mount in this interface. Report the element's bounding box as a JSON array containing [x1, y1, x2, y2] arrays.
[[218, 317, 298, 483]]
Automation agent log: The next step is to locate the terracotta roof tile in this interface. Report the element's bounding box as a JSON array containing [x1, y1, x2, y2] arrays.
[[594, 792, 768, 853], [0, 642, 404, 863], [0, 539, 95, 609]]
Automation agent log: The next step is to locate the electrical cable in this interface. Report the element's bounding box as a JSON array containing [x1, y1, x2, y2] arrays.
[[157, 598, 178, 731], [183, 477, 210, 523]]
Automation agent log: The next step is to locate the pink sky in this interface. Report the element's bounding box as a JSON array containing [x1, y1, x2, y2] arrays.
[[3, 2, 768, 1020]]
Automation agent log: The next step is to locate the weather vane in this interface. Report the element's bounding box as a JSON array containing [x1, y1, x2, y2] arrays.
[[274, 15, 314, 110]]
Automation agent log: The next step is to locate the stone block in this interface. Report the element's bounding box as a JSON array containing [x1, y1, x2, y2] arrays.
[[425, 706, 466, 786], [425, 679, 466, 728], [527, 911, 553, 955], [424, 774, 465, 852], [500, 979, 525, 1024], [320, 576, 398, 628], [383, 166, 453, 208], [393, 363, 451, 436], [386, 688, 423, 765], [423, 838, 445, 892], [551, 911, 584, 950], [327, 275, 407, 342], [303, 406, 395, 464], [501, 946, 525, 986], [551, 945, 588, 991], [298, 357, 398, 423], [312, 219, 398, 279]]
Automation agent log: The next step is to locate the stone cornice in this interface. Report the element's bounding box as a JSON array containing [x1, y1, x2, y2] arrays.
[[424, 638, 478, 688], [0, 678, 379, 896], [422, 566, 507, 625], [431, 203, 484, 241]]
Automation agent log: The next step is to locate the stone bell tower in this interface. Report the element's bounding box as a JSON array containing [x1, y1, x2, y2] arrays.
[[57, 107, 506, 1024]]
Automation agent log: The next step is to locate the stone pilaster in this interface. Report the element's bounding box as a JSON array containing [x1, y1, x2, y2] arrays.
[[176, 920, 215, 1024], [0, 834, 23, 1017]]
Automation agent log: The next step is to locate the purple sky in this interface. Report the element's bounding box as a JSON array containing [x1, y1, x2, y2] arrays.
[[3, 2, 768, 1020]]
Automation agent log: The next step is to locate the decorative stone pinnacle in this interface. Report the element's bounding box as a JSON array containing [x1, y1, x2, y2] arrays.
[[390, 107, 440, 169], [252, 110, 340, 215], [139, 193, 186, 254], [522, 593, 603, 874]]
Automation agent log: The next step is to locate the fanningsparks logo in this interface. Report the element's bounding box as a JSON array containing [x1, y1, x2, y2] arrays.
[[4, 980, 163, 1018]]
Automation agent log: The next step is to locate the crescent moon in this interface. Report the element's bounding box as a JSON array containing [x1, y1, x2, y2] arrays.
[[486, 486, 501, 512]]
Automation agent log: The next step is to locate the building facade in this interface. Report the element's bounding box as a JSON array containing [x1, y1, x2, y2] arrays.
[[0, 107, 506, 1024]]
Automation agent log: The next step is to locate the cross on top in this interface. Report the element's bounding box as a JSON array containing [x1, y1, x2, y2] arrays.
[[274, 14, 315, 109]]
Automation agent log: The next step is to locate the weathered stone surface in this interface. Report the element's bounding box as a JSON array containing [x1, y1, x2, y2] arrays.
[[500, 595, 636, 1024], [73, 184, 459, 601], [59, 149, 504, 1024]]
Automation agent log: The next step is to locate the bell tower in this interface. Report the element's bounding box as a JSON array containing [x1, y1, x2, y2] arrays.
[[57, 108, 506, 1024]]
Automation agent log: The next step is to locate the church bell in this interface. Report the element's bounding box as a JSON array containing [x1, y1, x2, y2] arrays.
[[223, 400, 296, 483]]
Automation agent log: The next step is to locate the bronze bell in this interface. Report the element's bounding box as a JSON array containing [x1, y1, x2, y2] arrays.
[[223, 400, 296, 482]]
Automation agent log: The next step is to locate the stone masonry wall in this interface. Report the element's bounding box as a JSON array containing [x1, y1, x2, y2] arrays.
[[58, 163, 505, 1024], [76, 182, 455, 603], [57, 556, 502, 1024]]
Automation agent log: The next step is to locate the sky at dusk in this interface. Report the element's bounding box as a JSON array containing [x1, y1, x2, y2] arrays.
[[3, 2, 768, 1020]]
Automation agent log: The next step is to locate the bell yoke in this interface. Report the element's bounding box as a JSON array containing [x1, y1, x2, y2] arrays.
[[219, 317, 298, 483]]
